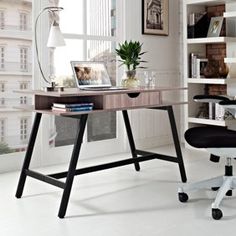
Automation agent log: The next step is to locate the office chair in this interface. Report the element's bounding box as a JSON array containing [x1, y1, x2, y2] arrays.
[[178, 95, 236, 220]]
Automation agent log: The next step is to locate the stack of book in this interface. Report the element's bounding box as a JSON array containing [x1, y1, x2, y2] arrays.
[[52, 102, 94, 112], [190, 53, 208, 78]]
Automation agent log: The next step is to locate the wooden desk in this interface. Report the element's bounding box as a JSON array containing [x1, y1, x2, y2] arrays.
[[15, 87, 187, 218]]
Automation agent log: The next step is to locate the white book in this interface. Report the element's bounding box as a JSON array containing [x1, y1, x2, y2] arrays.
[[191, 54, 198, 78], [215, 103, 225, 121], [196, 58, 208, 78]]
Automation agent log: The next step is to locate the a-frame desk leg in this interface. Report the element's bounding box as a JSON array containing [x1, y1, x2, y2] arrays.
[[156, 106, 187, 183], [15, 113, 42, 198], [122, 110, 140, 171], [58, 114, 88, 218]]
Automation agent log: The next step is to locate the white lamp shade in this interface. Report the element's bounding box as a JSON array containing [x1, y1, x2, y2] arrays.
[[47, 21, 65, 48]]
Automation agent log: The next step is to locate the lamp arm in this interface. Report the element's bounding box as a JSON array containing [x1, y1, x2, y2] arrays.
[[35, 7, 51, 84], [34, 7, 63, 85]]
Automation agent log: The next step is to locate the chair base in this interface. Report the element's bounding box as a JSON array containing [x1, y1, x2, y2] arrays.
[[178, 175, 236, 220]]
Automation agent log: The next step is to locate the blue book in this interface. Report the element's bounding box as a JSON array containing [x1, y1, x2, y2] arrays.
[[52, 106, 93, 112], [53, 102, 93, 108], [67, 106, 93, 112]]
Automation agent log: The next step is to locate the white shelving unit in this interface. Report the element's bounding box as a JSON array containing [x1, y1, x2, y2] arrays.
[[188, 117, 226, 126], [183, 0, 236, 134], [187, 37, 236, 44], [224, 57, 236, 63], [188, 78, 227, 84], [223, 11, 236, 18]]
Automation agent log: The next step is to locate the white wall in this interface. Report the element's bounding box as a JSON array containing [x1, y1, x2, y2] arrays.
[[123, 0, 182, 149], [124, 0, 180, 71]]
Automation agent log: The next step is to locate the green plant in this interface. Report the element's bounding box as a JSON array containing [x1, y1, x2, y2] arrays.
[[0, 142, 13, 155], [115, 40, 147, 71]]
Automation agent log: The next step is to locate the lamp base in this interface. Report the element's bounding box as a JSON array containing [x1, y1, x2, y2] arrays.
[[44, 86, 64, 92], [43, 82, 64, 92]]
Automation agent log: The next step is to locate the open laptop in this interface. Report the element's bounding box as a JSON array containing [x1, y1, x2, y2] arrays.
[[71, 61, 126, 91]]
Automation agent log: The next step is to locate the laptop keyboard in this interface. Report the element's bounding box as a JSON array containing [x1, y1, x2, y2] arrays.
[[80, 87, 127, 91]]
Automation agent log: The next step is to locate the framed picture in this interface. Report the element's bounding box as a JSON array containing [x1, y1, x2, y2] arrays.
[[142, 0, 169, 36], [207, 16, 223, 37]]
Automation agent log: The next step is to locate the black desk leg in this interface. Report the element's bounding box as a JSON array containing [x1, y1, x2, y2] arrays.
[[58, 114, 88, 218], [15, 113, 42, 198], [122, 110, 140, 171], [166, 106, 187, 183]]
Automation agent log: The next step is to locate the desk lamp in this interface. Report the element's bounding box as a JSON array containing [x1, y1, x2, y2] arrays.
[[35, 6, 65, 91]]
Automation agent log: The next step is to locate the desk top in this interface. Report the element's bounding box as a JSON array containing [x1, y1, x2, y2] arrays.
[[14, 86, 187, 97]]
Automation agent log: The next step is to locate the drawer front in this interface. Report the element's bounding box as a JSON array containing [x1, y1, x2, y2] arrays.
[[103, 92, 160, 109]]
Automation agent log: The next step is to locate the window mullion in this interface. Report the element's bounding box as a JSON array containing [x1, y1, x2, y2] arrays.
[[83, 0, 87, 60]]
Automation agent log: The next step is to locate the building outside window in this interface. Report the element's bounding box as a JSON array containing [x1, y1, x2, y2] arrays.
[[0, 46, 4, 70], [0, 1, 32, 157], [20, 12, 27, 31], [0, 10, 4, 30]]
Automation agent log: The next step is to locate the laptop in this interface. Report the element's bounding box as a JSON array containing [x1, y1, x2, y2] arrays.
[[71, 61, 126, 91]]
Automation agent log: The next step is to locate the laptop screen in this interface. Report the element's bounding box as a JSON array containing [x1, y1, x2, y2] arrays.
[[71, 61, 112, 88]]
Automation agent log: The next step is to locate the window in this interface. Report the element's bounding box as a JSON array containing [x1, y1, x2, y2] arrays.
[[20, 12, 27, 31], [0, 10, 4, 30], [0, 97, 4, 105], [0, 119, 5, 142], [20, 47, 28, 71], [20, 82, 28, 104], [53, 0, 118, 145], [20, 96, 27, 104], [20, 118, 28, 141], [20, 81, 28, 90], [0, 46, 4, 70], [0, 82, 4, 92]]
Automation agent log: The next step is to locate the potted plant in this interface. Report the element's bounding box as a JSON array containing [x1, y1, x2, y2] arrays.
[[116, 40, 147, 87]]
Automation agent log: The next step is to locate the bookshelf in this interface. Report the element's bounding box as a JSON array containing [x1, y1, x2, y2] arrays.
[[183, 0, 236, 134]]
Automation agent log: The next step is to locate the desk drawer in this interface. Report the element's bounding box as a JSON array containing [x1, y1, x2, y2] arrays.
[[103, 92, 160, 110]]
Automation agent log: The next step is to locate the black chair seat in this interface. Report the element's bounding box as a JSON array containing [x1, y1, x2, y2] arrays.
[[185, 126, 236, 148]]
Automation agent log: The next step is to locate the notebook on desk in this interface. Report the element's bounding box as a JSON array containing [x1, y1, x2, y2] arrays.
[[71, 61, 127, 91]]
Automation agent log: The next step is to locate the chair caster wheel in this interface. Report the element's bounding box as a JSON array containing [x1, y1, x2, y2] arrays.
[[178, 192, 188, 203], [212, 208, 223, 220], [211, 187, 219, 191]]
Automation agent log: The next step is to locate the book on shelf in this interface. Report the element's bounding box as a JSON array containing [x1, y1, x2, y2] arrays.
[[190, 53, 208, 78], [196, 58, 208, 78], [190, 53, 198, 78], [187, 12, 209, 39], [215, 103, 225, 121], [52, 102, 94, 109], [52, 106, 93, 112]]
